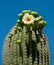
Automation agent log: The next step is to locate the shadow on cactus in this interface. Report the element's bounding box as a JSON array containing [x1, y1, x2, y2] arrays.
[[3, 10, 50, 65]]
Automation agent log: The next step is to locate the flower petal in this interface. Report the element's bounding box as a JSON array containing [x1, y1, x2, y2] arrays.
[[22, 13, 35, 24]]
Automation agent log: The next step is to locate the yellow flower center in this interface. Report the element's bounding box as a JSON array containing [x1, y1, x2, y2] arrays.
[[25, 17, 31, 22]]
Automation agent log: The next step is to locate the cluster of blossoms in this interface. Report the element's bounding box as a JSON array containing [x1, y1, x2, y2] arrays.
[[16, 10, 47, 30]]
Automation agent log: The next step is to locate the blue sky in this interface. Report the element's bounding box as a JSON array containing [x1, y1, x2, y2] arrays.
[[0, 0, 54, 65]]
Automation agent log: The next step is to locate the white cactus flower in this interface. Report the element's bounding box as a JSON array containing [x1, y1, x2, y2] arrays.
[[22, 13, 34, 24]]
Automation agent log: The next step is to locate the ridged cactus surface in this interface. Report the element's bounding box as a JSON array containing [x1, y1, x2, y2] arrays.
[[3, 10, 49, 65]]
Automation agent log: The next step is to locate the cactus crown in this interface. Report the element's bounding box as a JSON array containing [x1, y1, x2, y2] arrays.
[[16, 10, 47, 32]]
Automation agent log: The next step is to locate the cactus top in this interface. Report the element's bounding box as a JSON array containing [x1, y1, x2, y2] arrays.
[[15, 10, 47, 31]]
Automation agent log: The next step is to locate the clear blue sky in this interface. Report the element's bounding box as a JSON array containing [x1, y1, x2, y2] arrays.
[[0, 0, 54, 65]]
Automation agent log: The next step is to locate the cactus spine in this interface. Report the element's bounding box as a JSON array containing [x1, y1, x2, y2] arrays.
[[3, 10, 49, 65]]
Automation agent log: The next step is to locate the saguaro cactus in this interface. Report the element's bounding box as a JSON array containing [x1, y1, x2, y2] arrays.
[[3, 10, 50, 65]]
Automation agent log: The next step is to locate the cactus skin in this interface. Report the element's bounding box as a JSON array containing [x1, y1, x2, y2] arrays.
[[3, 10, 50, 65]]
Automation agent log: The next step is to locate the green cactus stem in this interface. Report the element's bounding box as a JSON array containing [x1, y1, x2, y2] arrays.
[[3, 10, 50, 65]]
